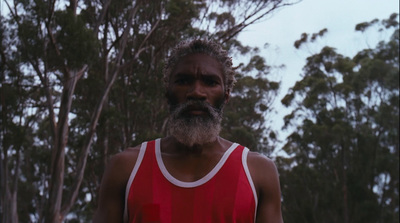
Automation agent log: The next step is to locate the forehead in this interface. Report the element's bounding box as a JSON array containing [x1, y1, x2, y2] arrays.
[[171, 53, 224, 77]]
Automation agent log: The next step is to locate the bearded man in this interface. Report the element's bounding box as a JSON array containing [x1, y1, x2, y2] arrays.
[[93, 39, 283, 223]]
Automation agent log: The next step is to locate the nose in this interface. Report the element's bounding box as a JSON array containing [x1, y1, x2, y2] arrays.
[[187, 81, 206, 100]]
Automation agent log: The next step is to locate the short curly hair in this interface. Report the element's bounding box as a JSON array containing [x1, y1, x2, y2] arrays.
[[163, 39, 236, 93]]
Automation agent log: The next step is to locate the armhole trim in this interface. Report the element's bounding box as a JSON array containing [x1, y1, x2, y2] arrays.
[[242, 147, 258, 221], [123, 142, 147, 223]]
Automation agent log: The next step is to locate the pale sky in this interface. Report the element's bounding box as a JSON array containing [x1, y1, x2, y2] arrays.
[[237, 0, 399, 151]]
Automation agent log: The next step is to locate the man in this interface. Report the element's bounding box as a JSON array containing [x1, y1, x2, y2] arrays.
[[93, 39, 283, 223]]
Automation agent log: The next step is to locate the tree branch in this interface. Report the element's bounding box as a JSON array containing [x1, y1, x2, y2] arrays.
[[218, 1, 300, 44], [93, 0, 112, 34], [60, 2, 141, 215]]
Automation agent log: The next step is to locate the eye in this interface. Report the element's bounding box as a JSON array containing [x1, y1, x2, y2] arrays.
[[175, 78, 190, 85], [203, 77, 219, 86]]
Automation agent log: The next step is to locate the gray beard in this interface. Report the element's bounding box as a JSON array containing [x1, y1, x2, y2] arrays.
[[167, 100, 224, 147]]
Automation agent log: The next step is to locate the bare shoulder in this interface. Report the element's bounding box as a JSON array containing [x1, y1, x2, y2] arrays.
[[246, 151, 281, 199], [105, 144, 143, 186], [92, 144, 143, 223], [247, 151, 279, 181], [110, 145, 141, 171], [246, 151, 283, 223]]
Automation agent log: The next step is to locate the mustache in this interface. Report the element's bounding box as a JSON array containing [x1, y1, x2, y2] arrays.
[[170, 100, 222, 118], [167, 100, 223, 146]]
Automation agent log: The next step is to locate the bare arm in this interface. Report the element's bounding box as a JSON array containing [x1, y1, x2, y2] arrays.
[[248, 152, 283, 223], [92, 147, 139, 223]]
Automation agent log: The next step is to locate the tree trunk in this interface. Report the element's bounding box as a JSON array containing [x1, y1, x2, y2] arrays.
[[0, 157, 19, 223], [60, 5, 142, 216], [341, 144, 349, 223], [9, 192, 19, 223], [1, 190, 19, 223], [44, 70, 81, 223]]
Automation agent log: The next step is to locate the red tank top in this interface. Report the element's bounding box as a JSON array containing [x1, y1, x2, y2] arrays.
[[123, 139, 257, 223]]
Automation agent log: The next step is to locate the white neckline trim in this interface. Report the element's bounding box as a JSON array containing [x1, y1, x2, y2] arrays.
[[155, 138, 238, 188]]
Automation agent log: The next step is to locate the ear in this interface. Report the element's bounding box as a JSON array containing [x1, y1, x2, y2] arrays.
[[224, 89, 230, 103], [165, 89, 172, 105]]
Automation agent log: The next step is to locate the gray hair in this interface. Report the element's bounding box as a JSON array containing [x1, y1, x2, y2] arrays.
[[163, 39, 236, 93]]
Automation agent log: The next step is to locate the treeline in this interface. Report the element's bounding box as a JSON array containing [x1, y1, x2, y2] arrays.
[[279, 13, 399, 223]]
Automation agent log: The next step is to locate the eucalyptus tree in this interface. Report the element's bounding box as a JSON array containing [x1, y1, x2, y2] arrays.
[[279, 13, 399, 223]]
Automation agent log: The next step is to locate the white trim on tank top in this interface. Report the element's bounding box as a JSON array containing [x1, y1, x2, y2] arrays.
[[123, 141, 147, 223], [155, 138, 239, 188], [242, 147, 259, 221]]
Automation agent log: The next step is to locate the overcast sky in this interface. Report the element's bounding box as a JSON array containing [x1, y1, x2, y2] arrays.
[[237, 0, 399, 150]]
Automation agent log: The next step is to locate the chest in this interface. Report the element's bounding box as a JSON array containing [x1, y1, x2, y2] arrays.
[[125, 141, 257, 223]]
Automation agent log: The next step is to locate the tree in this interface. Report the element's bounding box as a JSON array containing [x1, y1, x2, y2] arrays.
[[222, 49, 280, 153], [0, 0, 298, 222], [278, 13, 399, 223]]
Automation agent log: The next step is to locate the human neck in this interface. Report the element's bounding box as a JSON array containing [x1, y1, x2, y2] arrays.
[[163, 136, 222, 155]]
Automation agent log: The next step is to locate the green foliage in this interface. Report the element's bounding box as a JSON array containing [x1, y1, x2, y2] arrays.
[[294, 28, 328, 49], [355, 19, 379, 32], [222, 70, 279, 153], [52, 10, 100, 69], [280, 14, 399, 223]]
